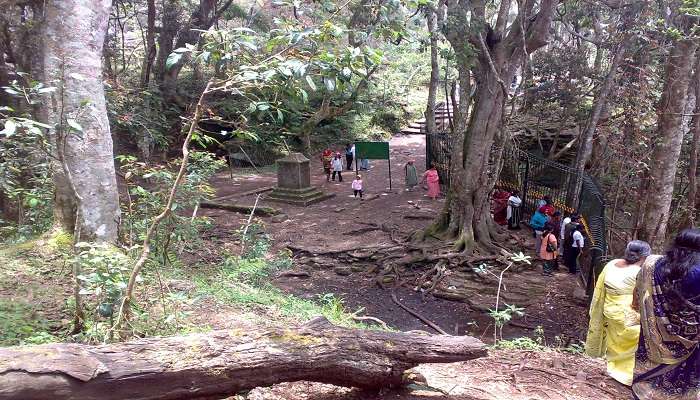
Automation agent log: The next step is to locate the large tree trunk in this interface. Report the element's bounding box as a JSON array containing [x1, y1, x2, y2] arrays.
[[424, 9, 440, 134], [432, 0, 558, 252], [158, 0, 220, 105], [688, 55, 700, 227], [41, 0, 121, 242], [569, 39, 627, 206], [140, 0, 156, 87], [0, 317, 487, 400], [638, 39, 697, 249]]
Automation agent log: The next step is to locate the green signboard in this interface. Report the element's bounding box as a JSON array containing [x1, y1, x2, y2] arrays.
[[355, 141, 389, 160]]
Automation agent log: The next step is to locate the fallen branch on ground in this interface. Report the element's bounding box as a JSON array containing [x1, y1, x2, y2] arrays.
[[0, 317, 486, 400], [391, 291, 448, 334], [200, 201, 280, 217]]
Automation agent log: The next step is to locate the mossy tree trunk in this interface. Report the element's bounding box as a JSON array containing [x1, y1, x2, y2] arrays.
[[427, 0, 558, 253]]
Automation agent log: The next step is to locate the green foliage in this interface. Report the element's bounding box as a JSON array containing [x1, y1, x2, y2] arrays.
[[118, 151, 224, 252], [0, 299, 57, 346], [0, 75, 55, 242]]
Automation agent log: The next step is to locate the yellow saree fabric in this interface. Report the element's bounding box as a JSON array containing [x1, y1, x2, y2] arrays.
[[585, 260, 641, 385]]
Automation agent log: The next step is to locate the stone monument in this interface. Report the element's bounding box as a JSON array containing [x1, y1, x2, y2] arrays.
[[266, 152, 334, 206]]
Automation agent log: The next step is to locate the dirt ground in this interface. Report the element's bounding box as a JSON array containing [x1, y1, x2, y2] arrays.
[[203, 134, 589, 343], [200, 134, 630, 399]]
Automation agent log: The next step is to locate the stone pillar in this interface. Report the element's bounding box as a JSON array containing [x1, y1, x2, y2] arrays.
[[266, 153, 334, 206]]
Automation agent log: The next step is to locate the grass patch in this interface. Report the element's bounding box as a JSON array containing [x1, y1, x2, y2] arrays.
[[194, 250, 365, 328], [0, 299, 57, 346]]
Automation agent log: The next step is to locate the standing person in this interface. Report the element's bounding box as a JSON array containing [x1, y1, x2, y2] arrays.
[[404, 160, 418, 191], [420, 163, 440, 200], [492, 189, 511, 226], [563, 215, 580, 269], [529, 206, 549, 256], [537, 195, 550, 209], [351, 174, 363, 199], [345, 143, 355, 170], [360, 158, 370, 170], [539, 197, 556, 216], [507, 190, 522, 230], [567, 223, 585, 274], [539, 223, 559, 276], [331, 152, 343, 182], [586, 240, 652, 386], [560, 214, 571, 254], [632, 229, 700, 399], [321, 149, 333, 182]]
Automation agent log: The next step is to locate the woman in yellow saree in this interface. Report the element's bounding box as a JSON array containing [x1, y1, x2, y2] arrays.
[[586, 240, 651, 385], [632, 228, 700, 399]]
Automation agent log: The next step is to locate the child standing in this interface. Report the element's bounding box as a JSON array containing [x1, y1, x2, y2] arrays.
[[404, 160, 418, 191], [331, 152, 343, 182], [321, 149, 333, 182], [352, 175, 363, 199]]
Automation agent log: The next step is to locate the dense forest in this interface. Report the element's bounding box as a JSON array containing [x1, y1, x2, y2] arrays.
[[1, 0, 699, 399]]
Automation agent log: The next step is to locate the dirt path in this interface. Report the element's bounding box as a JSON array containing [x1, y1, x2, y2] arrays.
[[203, 134, 588, 343]]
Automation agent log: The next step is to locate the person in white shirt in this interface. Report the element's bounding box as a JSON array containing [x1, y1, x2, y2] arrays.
[[568, 223, 585, 274], [507, 190, 523, 230], [560, 216, 571, 253], [331, 152, 343, 182]]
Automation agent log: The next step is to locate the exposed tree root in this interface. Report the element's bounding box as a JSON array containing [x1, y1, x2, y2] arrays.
[[391, 291, 448, 334]]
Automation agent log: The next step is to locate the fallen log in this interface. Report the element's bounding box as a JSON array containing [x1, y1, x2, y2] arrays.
[[200, 201, 280, 217], [0, 316, 487, 400]]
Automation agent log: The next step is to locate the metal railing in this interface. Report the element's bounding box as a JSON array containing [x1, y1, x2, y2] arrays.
[[426, 133, 608, 294]]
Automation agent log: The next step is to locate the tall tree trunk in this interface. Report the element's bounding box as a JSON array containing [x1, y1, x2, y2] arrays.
[[41, 0, 121, 242], [424, 10, 439, 134], [688, 55, 700, 227], [638, 39, 697, 250], [140, 0, 156, 87], [432, 0, 558, 252], [569, 39, 627, 206], [158, 0, 220, 105]]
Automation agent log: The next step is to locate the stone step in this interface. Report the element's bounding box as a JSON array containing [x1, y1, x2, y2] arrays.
[[266, 187, 336, 206]]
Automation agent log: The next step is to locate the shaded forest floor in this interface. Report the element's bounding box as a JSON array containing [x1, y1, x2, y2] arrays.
[[0, 134, 632, 399]]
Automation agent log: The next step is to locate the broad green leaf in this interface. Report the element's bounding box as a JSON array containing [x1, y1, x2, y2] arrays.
[[66, 119, 83, 132], [1, 120, 16, 136], [166, 53, 183, 70], [305, 75, 317, 91]]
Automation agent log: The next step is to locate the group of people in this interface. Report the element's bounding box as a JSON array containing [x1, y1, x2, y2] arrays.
[[586, 228, 700, 400], [404, 161, 440, 200], [321, 146, 442, 201], [492, 191, 586, 276]]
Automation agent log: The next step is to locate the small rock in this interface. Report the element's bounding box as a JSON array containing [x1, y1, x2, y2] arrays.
[[334, 207, 346, 213], [167, 279, 196, 293], [573, 287, 588, 306], [575, 370, 587, 382], [271, 214, 289, 223], [334, 266, 353, 276], [350, 265, 366, 272]]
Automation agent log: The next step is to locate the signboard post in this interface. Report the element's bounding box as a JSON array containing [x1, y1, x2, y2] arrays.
[[354, 141, 392, 190]]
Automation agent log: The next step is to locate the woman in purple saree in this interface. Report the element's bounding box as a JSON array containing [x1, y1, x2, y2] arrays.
[[633, 228, 700, 399]]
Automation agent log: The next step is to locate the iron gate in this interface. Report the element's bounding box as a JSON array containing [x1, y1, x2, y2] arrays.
[[426, 133, 608, 293]]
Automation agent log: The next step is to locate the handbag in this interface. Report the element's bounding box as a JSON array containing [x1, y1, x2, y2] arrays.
[[546, 235, 556, 253]]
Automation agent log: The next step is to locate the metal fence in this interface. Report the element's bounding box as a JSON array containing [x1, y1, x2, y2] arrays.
[[426, 133, 608, 294]]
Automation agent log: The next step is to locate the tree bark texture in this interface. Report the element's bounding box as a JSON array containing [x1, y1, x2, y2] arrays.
[[139, 0, 157, 87], [41, 0, 121, 242], [0, 317, 487, 400], [435, 0, 558, 251], [569, 39, 627, 207], [688, 54, 700, 227], [424, 10, 439, 134], [638, 39, 697, 249]]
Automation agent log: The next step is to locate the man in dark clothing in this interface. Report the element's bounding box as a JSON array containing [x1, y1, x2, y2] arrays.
[[563, 215, 581, 274]]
